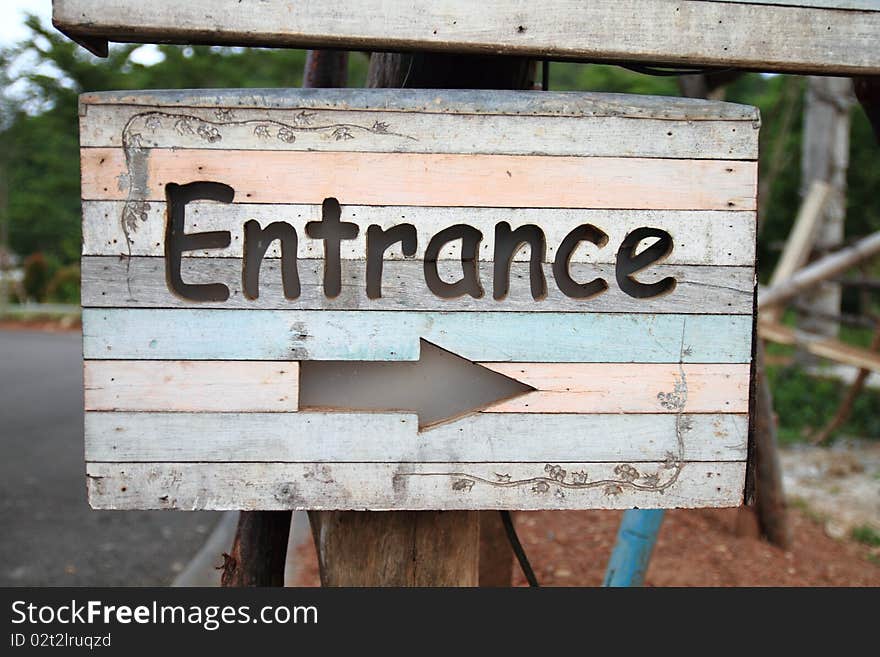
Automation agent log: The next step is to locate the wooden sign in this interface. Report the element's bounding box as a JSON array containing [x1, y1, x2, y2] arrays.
[[80, 89, 758, 511], [54, 0, 880, 75]]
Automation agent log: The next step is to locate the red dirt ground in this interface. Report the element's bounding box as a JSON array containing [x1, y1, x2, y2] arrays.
[[292, 508, 880, 586]]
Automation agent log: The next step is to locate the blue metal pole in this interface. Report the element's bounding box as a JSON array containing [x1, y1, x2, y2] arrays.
[[602, 509, 665, 587]]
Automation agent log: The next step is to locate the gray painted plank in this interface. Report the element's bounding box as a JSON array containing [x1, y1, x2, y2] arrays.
[[81, 257, 756, 314]]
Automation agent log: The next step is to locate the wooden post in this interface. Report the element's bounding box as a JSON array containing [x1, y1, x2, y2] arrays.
[[222, 49, 351, 588], [797, 76, 853, 354], [753, 346, 791, 548], [220, 511, 292, 587], [306, 51, 534, 587]]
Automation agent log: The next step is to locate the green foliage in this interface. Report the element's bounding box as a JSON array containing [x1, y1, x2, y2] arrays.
[[851, 524, 880, 547], [46, 263, 81, 303], [767, 364, 880, 443]]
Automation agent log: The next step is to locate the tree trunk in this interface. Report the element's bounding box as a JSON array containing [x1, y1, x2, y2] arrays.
[[306, 51, 534, 587]]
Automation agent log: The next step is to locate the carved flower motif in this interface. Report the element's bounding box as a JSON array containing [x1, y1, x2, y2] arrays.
[[570, 470, 589, 485], [332, 126, 354, 141], [214, 108, 233, 120], [532, 481, 550, 494], [175, 117, 196, 135], [544, 464, 567, 483], [277, 127, 296, 143], [197, 124, 222, 143], [614, 464, 640, 482], [452, 479, 474, 492], [122, 201, 150, 233], [604, 484, 623, 497], [641, 473, 661, 487], [144, 115, 162, 130], [253, 125, 272, 139], [662, 451, 679, 470], [495, 473, 511, 483], [371, 120, 390, 134]]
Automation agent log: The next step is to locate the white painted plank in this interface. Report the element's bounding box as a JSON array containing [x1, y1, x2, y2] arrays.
[[84, 411, 748, 463], [81, 258, 755, 315], [484, 363, 751, 413], [79, 103, 757, 159], [79, 88, 760, 121], [54, 0, 880, 75], [81, 148, 757, 210], [85, 461, 747, 510], [82, 309, 754, 363], [81, 202, 757, 266], [84, 361, 299, 412]]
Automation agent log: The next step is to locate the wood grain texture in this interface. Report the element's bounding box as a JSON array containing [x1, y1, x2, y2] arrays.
[[85, 461, 747, 510], [78, 88, 760, 121], [82, 202, 757, 266], [82, 309, 754, 363], [55, 0, 880, 75], [84, 360, 299, 412], [484, 363, 750, 413], [81, 258, 756, 315], [80, 148, 758, 210], [79, 102, 758, 159], [84, 411, 748, 462]]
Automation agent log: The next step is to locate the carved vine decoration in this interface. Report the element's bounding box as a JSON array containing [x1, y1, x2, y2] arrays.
[[397, 322, 692, 498], [115, 108, 416, 298]]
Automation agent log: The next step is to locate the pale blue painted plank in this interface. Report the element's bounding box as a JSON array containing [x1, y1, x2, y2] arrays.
[[83, 309, 753, 363]]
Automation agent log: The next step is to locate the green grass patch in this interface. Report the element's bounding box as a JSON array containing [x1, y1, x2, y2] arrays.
[[767, 364, 880, 444], [851, 525, 880, 547]]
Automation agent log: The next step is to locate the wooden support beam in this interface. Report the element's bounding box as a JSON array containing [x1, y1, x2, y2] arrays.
[[759, 320, 880, 373], [763, 181, 831, 323], [53, 0, 880, 75], [758, 231, 880, 310]]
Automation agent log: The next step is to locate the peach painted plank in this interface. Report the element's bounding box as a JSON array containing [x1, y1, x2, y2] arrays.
[[80, 148, 757, 210], [84, 360, 299, 412], [483, 363, 750, 413]]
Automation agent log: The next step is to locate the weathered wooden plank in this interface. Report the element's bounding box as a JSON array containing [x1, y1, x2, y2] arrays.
[[84, 411, 748, 462], [83, 360, 749, 414], [81, 148, 758, 210], [484, 363, 751, 413], [84, 361, 299, 412], [82, 202, 757, 266], [81, 258, 755, 314], [79, 103, 758, 159], [82, 309, 754, 363], [705, 1, 878, 10], [78, 88, 760, 122], [85, 461, 747, 510], [54, 0, 880, 75]]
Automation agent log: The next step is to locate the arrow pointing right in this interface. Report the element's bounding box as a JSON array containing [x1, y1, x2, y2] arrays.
[[299, 339, 534, 430]]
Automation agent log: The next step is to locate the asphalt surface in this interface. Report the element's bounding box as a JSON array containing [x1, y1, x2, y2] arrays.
[[0, 329, 220, 586]]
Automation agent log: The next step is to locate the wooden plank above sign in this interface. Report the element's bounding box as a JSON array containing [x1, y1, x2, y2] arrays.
[[55, 0, 880, 74], [79, 88, 758, 511]]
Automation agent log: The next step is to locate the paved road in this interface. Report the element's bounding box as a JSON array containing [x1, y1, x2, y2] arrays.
[[0, 329, 219, 586]]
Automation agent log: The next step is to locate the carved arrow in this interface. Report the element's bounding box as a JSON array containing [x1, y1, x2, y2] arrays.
[[298, 339, 534, 430]]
